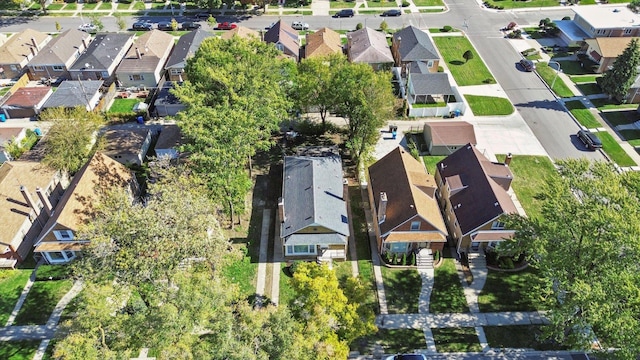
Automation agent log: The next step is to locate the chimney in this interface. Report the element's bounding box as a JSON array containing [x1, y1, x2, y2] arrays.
[[504, 153, 512, 166], [378, 192, 388, 224], [278, 197, 285, 223], [31, 37, 39, 51], [20, 186, 40, 217], [36, 187, 53, 217], [29, 46, 36, 57], [135, 47, 142, 59], [81, 37, 89, 50]]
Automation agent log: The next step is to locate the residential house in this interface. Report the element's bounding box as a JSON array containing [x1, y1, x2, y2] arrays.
[[27, 29, 92, 82], [391, 25, 440, 71], [221, 26, 259, 40], [346, 27, 394, 71], [279, 149, 349, 260], [41, 80, 103, 111], [68, 33, 133, 83], [583, 37, 640, 74], [435, 145, 518, 256], [1, 86, 52, 119], [116, 30, 174, 88], [367, 147, 448, 263], [102, 128, 152, 166], [0, 29, 51, 80], [33, 152, 136, 264], [0, 161, 65, 268], [423, 121, 477, 156], [153, 81, 185, 116], [556, 7, 640, 46], [407, 69, 452, 106], [0, 127, 27, 163], [165, 29, 215, 82], [304, 27, 343, 59], [154, 124, 184, 160], [264, 20, 300, 61]]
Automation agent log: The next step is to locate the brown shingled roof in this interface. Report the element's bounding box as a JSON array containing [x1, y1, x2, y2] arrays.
[[585, 37, 640, 58], [221, 26, 260, 40], [425, 121, 477, 147], [0, 29, 50, 64], [2, 87, 52, 107], [305, 27, 343, 58]]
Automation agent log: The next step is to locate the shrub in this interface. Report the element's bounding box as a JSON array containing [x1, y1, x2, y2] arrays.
[[385, 252, 392, 263], [410, 252, 416, 266], [562, 16, 570, 20], [442, 25, 452, 32], [482, 78, 495, 84], [499, 257, 514, 269], [401, 253, 407, 266], [356, 22, 363, 30], [437, 66, 444, 72], [434, 250, 441, 262], [401, 0, 409, 6], [289, 260, 303, 274], [379, 20, 388, 32], [392, 253, 398, 264]]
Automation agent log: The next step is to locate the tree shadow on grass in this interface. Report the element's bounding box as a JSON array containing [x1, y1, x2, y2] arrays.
[[381, 268, 420, 314], [351, 328, 425, 355], [0, 340, 40, 359], [14, 280, 72, 325]]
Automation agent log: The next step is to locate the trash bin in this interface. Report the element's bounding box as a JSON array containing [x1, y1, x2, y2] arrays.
[[34, 128, 42, 136], [392, 130, 397, 139], [455, 109, 461, 117], [0, 114, 5, 122], [136, 115, 144, 124]]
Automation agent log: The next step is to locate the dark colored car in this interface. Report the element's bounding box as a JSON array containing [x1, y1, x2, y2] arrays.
[[577, 129, 603, 150], [195, 12, 212, 19], [384, 355, 427, 360], [132, 21, 153, 31], [381, 9, 402, 17], [157, 21, 173, 31], [216, 22, 238, 30], [333, 9, 354, 18], [181, 22, 201, 30], [519, 58, 535, 72]]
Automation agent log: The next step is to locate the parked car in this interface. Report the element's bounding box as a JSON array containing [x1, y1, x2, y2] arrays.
[[291, 21, 309, 30], [519, 59, 535, 72], [381, 9, 402, 17], [265, 22, 276, 30], [577, 129, 603, 150], [216, 22, 237, 30], [195, 12, 212, 19], [384, 355, 427, 360], [157, 21, 173, 31], [181, 21, 201, 30], [333, 9, 354, 18], [132, 21, 153, 31], [78, 23, 98, 33]]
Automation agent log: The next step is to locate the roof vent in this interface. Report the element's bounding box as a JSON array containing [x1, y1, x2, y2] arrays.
[[613, 8, 620, 12], [494, 202, 499, 206]]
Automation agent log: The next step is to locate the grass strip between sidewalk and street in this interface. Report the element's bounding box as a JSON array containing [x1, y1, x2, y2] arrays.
[[563, 100, 601, 129], [432, 328, 483, 352], [597, 131, 637, 167], [536, 62, 575, 98], [485, 325, 569, 350]]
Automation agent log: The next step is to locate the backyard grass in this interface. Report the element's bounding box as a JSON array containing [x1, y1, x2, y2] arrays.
[[412, 101, 445, 108], [485, 325, 568, 350], [0, 340, 41, 360], [570, 75, 600, 84], [465, 95, 514, 116], [380, 267, 420, 314], [598, 131, 637, 167], [221, 253, 256, 299], [429, 258, 468, 313], [433, 36, 494, 86], [422, 155, 446, 174], [432, 328, 482, 352], [576, 83, 601, 96], [482, 0, 559, 8], [563, 100, 601, 129], [14, 279, 73, 325], [502, 155, 557, 220], [0, 270, 32, 325], [279, 263, 296, 306], [108, 98, 140, 113], [478, 268, 545, 312], [591, 98, 638, 111], [536, 62, 575, 98], [351, 328, 426, 354]]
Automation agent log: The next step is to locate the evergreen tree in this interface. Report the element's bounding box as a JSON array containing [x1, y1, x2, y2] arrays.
[[600, 38, 640, 102]]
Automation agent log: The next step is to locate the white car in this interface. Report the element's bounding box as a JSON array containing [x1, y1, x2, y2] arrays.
[[291, 21, 309, 30], [78, 23, 97, 33]]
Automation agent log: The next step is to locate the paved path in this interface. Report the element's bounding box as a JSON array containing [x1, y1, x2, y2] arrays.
[[255, 209, 271, 300], [360, 185, 389, 315], [377, 311, 548, 329], [346, 183, 360, 277]]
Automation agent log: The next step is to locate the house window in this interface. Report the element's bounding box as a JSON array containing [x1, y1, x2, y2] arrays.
[[285, 245, 316, 255], [410, 221, 420, 230], [129, 74, 145, 81], [276, 43, 285, 51], [596, 29, 605, 35], [625, 28, 633, 34], [53, 230, 74, 241], [170, 68, 183, 75], [491, 221, 505, 230], [10, 65, 17, 71], [427, 60, 434, 68], [32, 66, 44, 71], [52, 65, 65, 71], [387, 242, 409, 253], [45, 250, 76, 264]]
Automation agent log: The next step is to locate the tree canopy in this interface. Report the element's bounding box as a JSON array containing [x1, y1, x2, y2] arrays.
[[500, 159, 640, 358], [600, 38, 640, 102]]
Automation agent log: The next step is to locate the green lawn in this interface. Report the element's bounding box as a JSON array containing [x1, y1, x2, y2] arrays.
[[412, 101, 446, 108], [422, 155, 446, 174], [0, 340, 41, 360], [429, 27, 460, 33], [349, 186, 377, 313], [99, 2, 113, 10], [133, 1, 147, 10], [14, 279, 73, 325], [602, 110, 638, 127], [478, 268, 545, 312], [485, 325, 568, 350], [221, 253, 256, 299], [0, 270, 32, 325], [65, 3, 77, 10], [556, 60, 592, 76], [484, 0, 559, 8], [47, 3, 65, 10], [503, 155, 557, 220], [380, 267, 420, 314], [465, 95, 514, 116], [412, 0, 443, 5], [570, 75, 600, 84], [279, 263, 296, 306], [619, 130, 640, 147], [351, 328, 426, 354], [366, 0, 398, 7], [536, 62, 575, 98], [108, 98, 140, 113], [82, 3, 98, 10], [329, 1, 355, 8], [598, 131, 637, 167], [591, 98, 638, 111], [563, 100, 601, 129], [429, 259, 468, 313], [576, 83, 601, 96], [432, 328, 482, 352], [117, 2, 132, 9], [433, 36, 494, 86]]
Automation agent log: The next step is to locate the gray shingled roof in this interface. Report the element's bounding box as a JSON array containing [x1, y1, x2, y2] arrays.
[[393, 26, 439, 62], [29, 29, 91, 66], [69, 33, 132, 71], [410, 73, 452, 95], [165, 29, 215, 69], [348, 27, 393, 64], [42, 80, 102, 108], [281, 155, 349, 242]]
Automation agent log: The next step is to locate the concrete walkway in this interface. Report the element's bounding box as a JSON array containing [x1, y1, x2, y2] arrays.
[[255, 209, 271, 304]]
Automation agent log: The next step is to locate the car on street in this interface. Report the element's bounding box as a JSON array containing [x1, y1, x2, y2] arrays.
[[577, 129, 603, 150], [265, 22, 276, 30], [384, 355, 427, 360], [381, 9, 402, 17], [132, 21, 153, 31], [181, 21, 201, 30], [157, 21, 174, 31], [216, 22, 237, 30], [519, 58, 535, 72], [333, 9, 354, 18], [291, 21, 309, 30], [78, 23, 98, 33], [195, 12, 212, 19]]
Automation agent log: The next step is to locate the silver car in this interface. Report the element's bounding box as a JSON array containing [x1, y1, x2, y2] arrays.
[[292, 21, 309, 30]]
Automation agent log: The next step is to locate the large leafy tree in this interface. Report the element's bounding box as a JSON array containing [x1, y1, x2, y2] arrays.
[[600, 38, 640, 102], [39, 107, 103, 175], [193, 0, 223, 10], [500, 159, 640, 358], [629, 0, 640, 13]]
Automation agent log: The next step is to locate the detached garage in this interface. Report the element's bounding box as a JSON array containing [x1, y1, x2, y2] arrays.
[[423, 121, 477, 156], [1, 87, 52, 119]]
